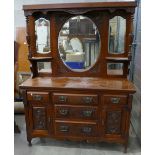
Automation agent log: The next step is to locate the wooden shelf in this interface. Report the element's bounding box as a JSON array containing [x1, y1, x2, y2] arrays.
[[29, 57, 53, 62], [107, 69, 123, 75], [106, 57, 129, 62]]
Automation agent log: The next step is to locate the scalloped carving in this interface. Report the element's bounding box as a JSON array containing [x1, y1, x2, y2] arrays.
[[24, 7, 135, 17], [63, 9, 92, 15]]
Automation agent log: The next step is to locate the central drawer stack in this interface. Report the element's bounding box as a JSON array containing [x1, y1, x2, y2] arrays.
[[53, 93, 99, 138]]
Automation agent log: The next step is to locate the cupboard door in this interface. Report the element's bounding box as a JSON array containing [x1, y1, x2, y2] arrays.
[[102, 107, 129, 139], [29, 105, 49, 136]]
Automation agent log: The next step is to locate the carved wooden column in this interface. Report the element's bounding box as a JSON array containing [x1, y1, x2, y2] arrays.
[[25, 15, 38, 78]]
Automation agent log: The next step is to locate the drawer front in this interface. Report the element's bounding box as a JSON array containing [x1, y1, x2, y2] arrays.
[[103, 95, 128, 105], [27, 92, 49, 103], [53, 93, 98, 105], [55, 121, 98, 137], [55, 105, 98, 120]]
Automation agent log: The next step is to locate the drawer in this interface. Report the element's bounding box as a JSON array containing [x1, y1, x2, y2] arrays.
[[27, 92, 49, 103], [55, 105, 98, 120], [53, 93, 98, 105], [55, 120, 98, 137], [103, 94, 128, 105]]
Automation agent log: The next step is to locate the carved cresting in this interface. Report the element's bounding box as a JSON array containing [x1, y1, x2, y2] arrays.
[[33, 107, 47, 130], [106, 111, 122, 134]]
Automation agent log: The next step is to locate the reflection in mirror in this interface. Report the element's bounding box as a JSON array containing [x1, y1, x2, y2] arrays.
[[37, 62, 51, 73], [107, 63, 123, 75], [58, 16, 100, 71], [108, 16, 126, 54], [35, 18, 50, 54]]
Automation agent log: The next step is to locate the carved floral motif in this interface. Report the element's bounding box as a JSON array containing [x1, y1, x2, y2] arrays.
[[33, 107, 47, 130], [106, 111, 121, 134]]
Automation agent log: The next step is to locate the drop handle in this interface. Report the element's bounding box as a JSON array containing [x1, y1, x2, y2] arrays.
[[59, 109, 69, 116], [83, 96, 93, 104], [59, 96, 67, 102], [111, 97, 120, 104], [81, 127, 92, 133], [32, 94, 43, 101], [36, 109, 41, 114], [82, 110, 93, 117], [59, 125, 69, 132]]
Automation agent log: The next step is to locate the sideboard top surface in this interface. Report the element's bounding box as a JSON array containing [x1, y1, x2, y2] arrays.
[[20, 77, 136, 93], [23, 1, 136, 11]]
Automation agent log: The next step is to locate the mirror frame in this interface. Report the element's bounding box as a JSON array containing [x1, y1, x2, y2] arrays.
[[35, 17, 51, 54], [58, 15, 101, 72], [107, 11, 129, 58], [108, 15, 126, 55], [33, 13, 52, 57]]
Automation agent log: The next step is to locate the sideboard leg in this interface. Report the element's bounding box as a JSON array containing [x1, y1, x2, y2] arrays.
[[27, 138, 32, 146], [124, 142, 128, 153]]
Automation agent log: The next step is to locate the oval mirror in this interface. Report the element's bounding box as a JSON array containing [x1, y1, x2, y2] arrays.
[[58, 16, 100, 71], [108, 16, 126, 54], [35, 18, 51, 54]]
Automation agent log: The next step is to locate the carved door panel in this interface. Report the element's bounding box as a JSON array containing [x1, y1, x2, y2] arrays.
[[102, 107, 129, 139], [29, 105, 50, 136]]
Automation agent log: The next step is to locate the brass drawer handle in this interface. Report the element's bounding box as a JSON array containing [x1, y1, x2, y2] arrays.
[[59, 125, 69, 132], [83, 96, 93, 104], [59, 109, 69, 116], [82, 110, 93, 117], [32, 94, 43, 101], [37, 109, 41, 114], [81, 127, 92, 133], [111, 97, 120, 104], [59, 96, 67, 102]]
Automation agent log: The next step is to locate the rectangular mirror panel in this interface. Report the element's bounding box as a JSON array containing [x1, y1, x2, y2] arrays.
[[107, 63, 123, 75], [37, 62, 52, 73], [35, 18, 51, 54], [108, 16, 126, 54]]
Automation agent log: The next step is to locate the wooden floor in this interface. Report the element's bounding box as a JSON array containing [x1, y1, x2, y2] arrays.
[[15, 115, 141, 155]]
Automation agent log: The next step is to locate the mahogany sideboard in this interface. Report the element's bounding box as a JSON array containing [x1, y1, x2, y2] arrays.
[[20, 1, 137, 153]]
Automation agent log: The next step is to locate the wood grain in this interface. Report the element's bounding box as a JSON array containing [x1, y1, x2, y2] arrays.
[[20, 77, 136, 93]]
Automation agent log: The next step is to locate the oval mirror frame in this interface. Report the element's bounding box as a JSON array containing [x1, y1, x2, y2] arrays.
[[35, 17, 51, 54], [58, 15, 101, 72]]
